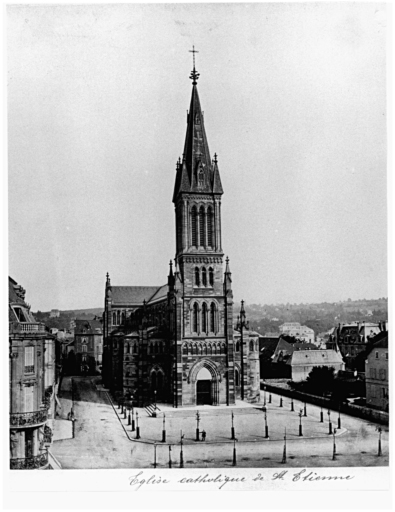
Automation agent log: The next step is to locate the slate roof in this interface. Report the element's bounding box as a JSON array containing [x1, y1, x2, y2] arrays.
[[365, 331, 388, 354], [111, 286, 166, 306], [75, 318, 103, 334], [288, 349, 344, 367]]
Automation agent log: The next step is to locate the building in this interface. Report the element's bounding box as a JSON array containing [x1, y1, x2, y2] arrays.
[[365, 330, 389, 412], [74, 319, 103, 374], [327, 321, 384, 370], [9, 277, 60, 469], [287, 349, 345, 382], [49, 309, 60, 318], [279, 322, 315, 343], [103, 61, 260, 407]]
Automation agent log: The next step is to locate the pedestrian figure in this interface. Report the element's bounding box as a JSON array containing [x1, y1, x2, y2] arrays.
[[202, 430, 206, 442]]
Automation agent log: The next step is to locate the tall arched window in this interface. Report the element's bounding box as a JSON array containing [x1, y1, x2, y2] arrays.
[[133, 343, 137, 354], [249, 340, 254, 351], [210, 303, 216, 332], [207, 207, 213, 247], [126, 343, 130, 354], [151, 371, 157, 390], [199, 206, 205, 246], [112, 312, 116, 325], [202, 267, 207, 286], [222, 343, 226, 354], [213, 344, 217, 355], [209, 267, 214, 286], [117, 311, 120, 325], [202, 303, 208, 333], [208, 344, 212, 355], [121, 312, 125, 324], [193, 303, 199, 333], [198, 345, 203, 355], [191, 206, 197, 246], [255, 340, 259, 351], [195, 267, 200, 286], [203, 344, 207, 356], [235, 369, 240, 386]]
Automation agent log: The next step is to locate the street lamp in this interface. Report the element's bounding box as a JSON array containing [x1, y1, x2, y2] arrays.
[[153, 442, 157, 468], [232, 437, 238, 466], [127, 407, 131, 426], [338, 407, 341, 429], [136, 411, 141, 439], [152, 390, 157, 417], [236, 300, 249, 400], [332, 428, 337, 460], [162, 414, 166, 442], [263, 385, 266, 406], [131, 407, 135, 432], [196, 410, 200, 441], [281, 428, 287, 464], [180, 430, 184, 468], [377, 427, 382, 457], [327, 409, 332, 435], [231, 411, 235, 440], [299, 409, 303, 436], [263, 406, 269, 438]]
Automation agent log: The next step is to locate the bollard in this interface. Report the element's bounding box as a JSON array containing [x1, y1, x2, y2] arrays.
[[328, 422, 332, 435], [269, 394, 272, 404], [131, 419, 135, 432], [124, 409, 127, 419], [128, 412, 131, 425], [196, 428, 200, 442], [291, 399, 294, 412], [320, 411, 324, 423], [279, 397, 283, 407], [136, 426, 141, 439]]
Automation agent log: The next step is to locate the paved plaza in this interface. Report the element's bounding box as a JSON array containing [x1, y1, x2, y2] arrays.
[[51, 376, 389, 469]]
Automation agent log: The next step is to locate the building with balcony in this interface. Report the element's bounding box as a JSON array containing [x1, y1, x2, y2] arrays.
[[9, 277, 60, 469]]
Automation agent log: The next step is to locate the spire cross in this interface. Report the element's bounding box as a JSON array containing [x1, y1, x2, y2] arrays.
[[189, 46, 199, 69]]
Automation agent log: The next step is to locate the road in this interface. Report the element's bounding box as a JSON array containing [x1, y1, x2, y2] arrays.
[[52, 377, 389, 469]]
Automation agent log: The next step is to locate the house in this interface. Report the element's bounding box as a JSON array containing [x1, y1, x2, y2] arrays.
[[75, 319, 103, 375], [287, 349, 345, 382], [365, 330, 388, 412], [279, 322, 315, 343], [9, 277, 60, 470]]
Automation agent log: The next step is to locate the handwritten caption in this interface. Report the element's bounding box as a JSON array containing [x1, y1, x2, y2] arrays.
[[129, 469, 354, 491]]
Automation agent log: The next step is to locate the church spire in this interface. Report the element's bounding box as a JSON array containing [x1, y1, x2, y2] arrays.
[[172, 49, 223, 202]]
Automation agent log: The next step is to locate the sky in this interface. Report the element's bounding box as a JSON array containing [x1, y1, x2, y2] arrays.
[[6, 3, 388, 311]]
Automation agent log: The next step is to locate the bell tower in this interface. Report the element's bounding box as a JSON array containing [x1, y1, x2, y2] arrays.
[[170, 49, 235, 406]]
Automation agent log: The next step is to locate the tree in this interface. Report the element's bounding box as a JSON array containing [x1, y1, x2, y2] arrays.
[[305, 366, 335, 396]]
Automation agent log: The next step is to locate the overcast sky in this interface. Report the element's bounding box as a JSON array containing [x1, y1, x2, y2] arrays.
[[7, 3, 388, 312]]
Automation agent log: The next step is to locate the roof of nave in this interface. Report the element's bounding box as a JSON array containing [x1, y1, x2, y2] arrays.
[[111, 285, 167, 306]]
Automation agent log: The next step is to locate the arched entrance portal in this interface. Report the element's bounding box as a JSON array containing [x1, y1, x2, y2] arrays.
[[196, 367, 212, 405]]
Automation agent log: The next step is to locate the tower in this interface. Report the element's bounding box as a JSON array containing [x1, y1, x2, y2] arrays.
[[170, 51, 236, 406]]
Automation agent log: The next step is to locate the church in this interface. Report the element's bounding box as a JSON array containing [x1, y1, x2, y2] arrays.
[[102, 56, 260, 408]]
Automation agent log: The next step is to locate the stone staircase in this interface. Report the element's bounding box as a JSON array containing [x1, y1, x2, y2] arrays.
[[144, 403, 161, 417]]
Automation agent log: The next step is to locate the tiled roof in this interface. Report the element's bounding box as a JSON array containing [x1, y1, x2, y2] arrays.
[[289, 349, 344, 366], [111, 286, 164, 306]]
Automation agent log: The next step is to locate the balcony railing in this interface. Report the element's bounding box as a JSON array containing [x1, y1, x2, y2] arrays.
[[9, 322, 47, 334], [10, 409, 48, 428], [10, 451, 48, 470]]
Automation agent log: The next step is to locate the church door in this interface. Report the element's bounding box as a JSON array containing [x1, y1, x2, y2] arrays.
[[196, 367, 212, 405]]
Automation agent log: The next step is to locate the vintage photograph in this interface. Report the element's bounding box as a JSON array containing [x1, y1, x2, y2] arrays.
[[7, 2, 389, 482]]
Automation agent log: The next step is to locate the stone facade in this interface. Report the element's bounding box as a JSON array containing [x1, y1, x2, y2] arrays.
[[365, 331, 388, 412], [9, 277, 60, 469], [102, 64, 260, 407]]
